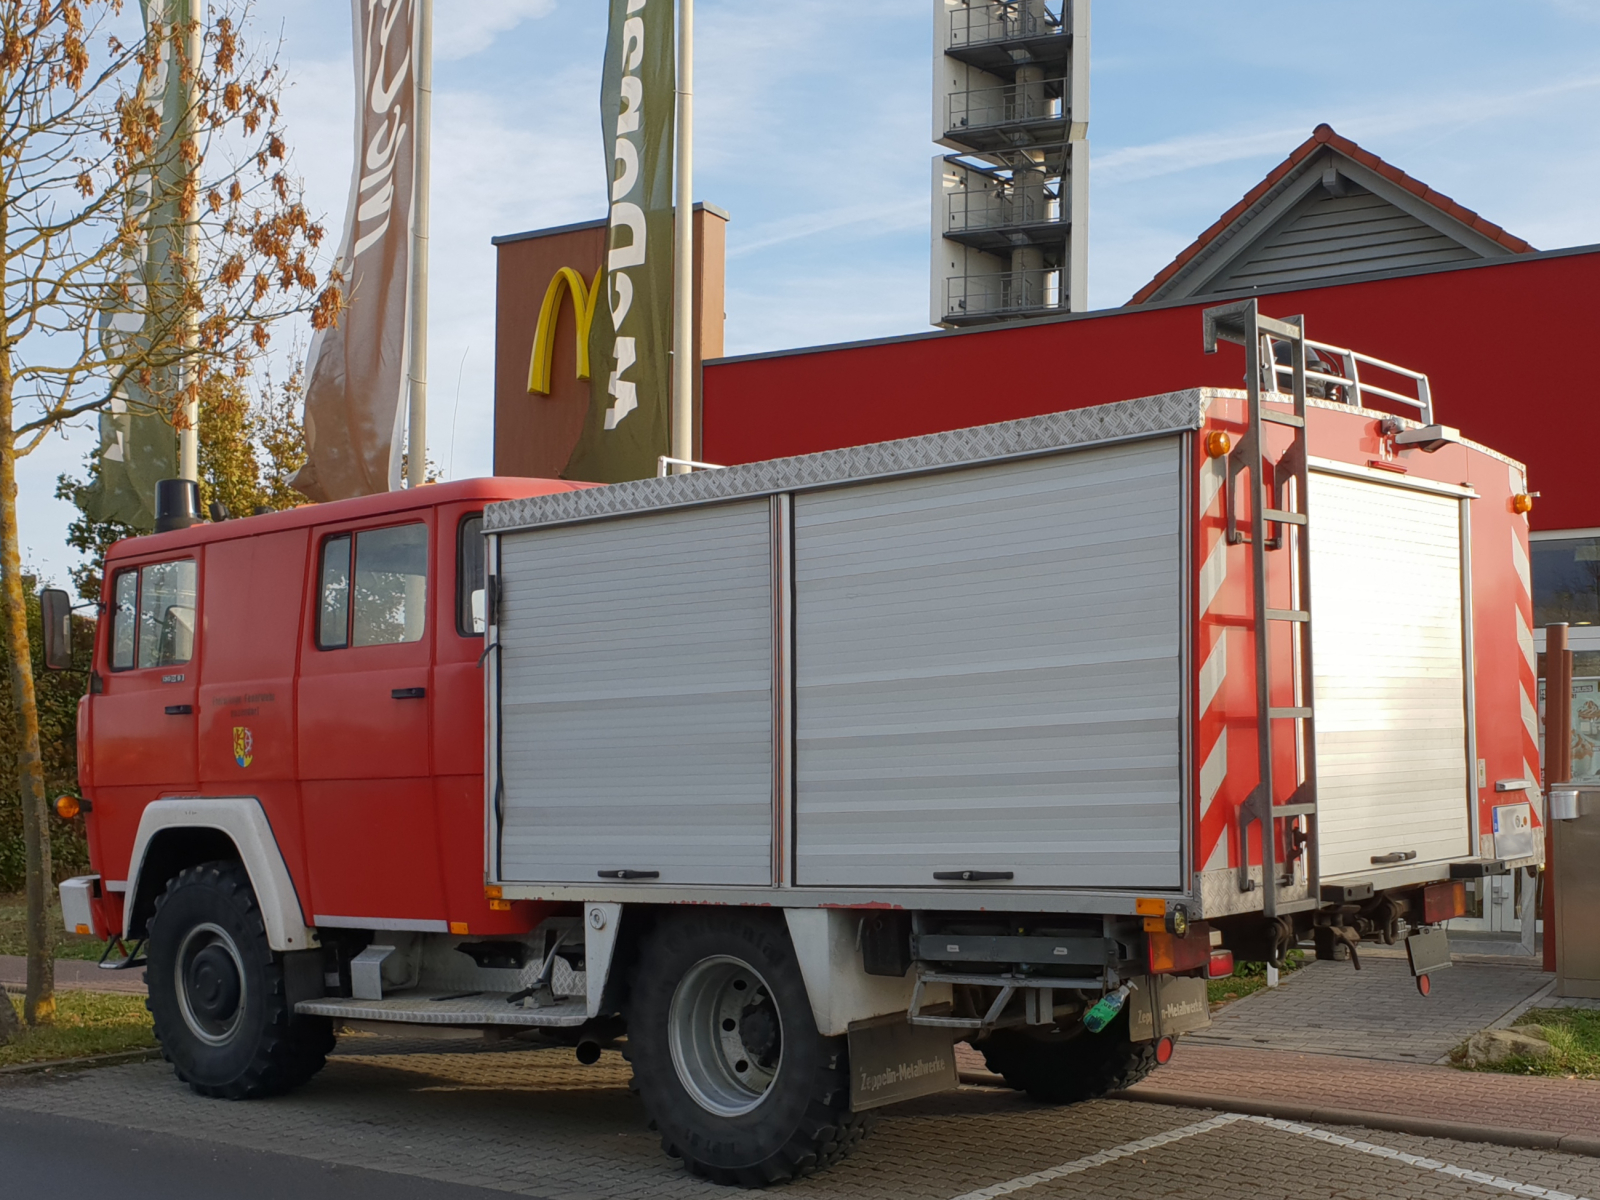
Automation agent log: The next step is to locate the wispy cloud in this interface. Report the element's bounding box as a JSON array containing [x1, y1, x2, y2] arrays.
[[434, 0, 557, 61], [1096, 71, 1600, 185], [728, 197, 927, 259]]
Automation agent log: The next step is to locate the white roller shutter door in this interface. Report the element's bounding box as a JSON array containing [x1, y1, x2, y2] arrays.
[[1309, 473, 1471, 879], [792, 440, 1185, 889], [496, 502, 774, 885]]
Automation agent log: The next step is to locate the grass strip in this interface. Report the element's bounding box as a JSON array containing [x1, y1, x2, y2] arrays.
[[1454, 1007, 1600, 1080], [1, 990, 155, 1068], [1208, 949, 1307, 1010]]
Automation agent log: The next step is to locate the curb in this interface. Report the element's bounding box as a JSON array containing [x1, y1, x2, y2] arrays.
[[0, 1047, 162, 1077], [3, 982, 149, 996], [958, 1072, 1600, 1158]]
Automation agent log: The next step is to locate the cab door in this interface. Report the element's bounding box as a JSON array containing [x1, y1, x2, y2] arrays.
[[92, 555, 202, 789], [297, 516, 447, 928], [90, 555, 202, 879]]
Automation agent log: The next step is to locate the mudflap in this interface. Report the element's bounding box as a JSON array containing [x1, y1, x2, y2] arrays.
[[1406, 927, 1452, 977], [847, 1014, 958, 1111], [1127, 974, 1211, 1041]]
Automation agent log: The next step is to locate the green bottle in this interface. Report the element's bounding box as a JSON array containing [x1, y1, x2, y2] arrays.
[[1083, 982, 1135, 1033]]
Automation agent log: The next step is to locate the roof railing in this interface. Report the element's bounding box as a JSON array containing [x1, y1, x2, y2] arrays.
[[1264, 335, 1434, 426]]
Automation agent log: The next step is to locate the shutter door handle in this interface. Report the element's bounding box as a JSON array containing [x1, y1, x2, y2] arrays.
[[1370, 851, 1418, 865], [164, 704, 193, 715], [391, 687, 426, 700], [597, 869, 660, 881], [932, 869, 1014, 882]]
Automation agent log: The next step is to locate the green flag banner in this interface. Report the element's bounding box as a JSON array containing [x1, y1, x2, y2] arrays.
[[84, 0, 190, 529], [566, 0, 674, 484]]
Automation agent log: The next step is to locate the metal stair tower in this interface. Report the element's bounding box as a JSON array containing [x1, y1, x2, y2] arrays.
[[931, 1, 1090, 328]]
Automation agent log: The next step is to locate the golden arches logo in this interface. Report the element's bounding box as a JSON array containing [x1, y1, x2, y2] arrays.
[[527, 266, 603, 395]]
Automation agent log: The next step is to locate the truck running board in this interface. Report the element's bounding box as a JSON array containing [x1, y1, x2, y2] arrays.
[[296, 990, 589, 1029]]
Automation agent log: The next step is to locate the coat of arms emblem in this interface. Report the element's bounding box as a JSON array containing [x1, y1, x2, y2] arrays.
[[233, 726, 254, 769]]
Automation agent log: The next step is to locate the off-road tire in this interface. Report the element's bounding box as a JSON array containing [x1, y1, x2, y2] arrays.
[[145, 860, 334, 1099], [623, 909, 874, 1187], [974, 1007, 1163, 1104]]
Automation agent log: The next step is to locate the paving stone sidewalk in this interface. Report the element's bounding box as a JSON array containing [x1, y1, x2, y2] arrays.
[[1188, 955, 1553, 1062], [0, 954, 146, 994]]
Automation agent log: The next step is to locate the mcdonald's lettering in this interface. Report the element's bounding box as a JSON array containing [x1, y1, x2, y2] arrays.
[[527, 266, 602, 395]]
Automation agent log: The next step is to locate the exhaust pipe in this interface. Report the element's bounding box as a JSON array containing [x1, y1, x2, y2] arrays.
[[575, 1040, 602, 1065]]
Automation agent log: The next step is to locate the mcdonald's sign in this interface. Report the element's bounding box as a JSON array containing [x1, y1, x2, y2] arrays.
[[491, 205, 730, 482], [527, 266, 601, 396]]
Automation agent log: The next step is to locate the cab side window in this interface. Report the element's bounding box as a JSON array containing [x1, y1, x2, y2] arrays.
[[318, 524, 428, 649], [457, 514, 485, 636], [110, 569, 137, 669], [109, 560, 198, 670]]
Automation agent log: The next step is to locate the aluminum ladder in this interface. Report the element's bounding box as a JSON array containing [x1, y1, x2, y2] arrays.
[[1202, 299, 1320, 919]]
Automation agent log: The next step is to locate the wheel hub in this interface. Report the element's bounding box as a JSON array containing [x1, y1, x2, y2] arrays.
[[668, 955, 784, 1117], [175, 922, 247, 1046]]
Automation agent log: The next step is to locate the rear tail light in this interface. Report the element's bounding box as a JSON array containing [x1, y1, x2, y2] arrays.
[[1207, 949, 1234, 979], [1422, 880, 1467, 925], [1148, 929, 1210, 974]]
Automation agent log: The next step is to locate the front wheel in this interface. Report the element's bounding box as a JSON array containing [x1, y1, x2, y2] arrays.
[[624, 910, 873, 1186], [145, 860, 334, 1099]]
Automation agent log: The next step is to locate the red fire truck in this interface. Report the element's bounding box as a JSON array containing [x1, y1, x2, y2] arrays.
[[54, 304, 1540, 1186]]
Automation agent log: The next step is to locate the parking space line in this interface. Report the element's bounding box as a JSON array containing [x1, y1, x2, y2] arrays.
[[947, 1111, 1595, 1200], [1251, 1117, 1593, 1200], [946, 1113, 1249, 1200]]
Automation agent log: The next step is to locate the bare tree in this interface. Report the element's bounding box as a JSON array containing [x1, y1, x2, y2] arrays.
[[0, 0, 338, 1025]]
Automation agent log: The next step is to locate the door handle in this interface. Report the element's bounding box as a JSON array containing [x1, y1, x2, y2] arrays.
[[164, 704, 193, 715], [391, 687, 426, 700]]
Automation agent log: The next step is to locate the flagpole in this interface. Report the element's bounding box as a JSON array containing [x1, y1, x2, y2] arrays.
[[671, 0, 693, 474], [405, 0, 433, 488], [179, 2, 201, 483]]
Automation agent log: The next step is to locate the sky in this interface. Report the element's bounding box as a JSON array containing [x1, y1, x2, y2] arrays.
[[16, 0, 1600, 588]]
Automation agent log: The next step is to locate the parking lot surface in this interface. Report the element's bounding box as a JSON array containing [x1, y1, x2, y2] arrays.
[[3, 1036, 1598, 1200]]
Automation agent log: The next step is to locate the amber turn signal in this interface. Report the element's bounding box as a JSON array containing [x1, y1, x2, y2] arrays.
[[54, 795, 80, 820], [1512, 493, 1534, 514], [1205, 430, 1232, 459]]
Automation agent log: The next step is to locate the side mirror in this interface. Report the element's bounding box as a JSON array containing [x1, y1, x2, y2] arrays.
[[39, 588, 73, 671]]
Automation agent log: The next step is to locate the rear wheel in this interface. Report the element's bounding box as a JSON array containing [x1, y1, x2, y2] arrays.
[[974, 1006, 1162, 1104], [145, 861, 334, 1099], [624, 910, 873, 1186]]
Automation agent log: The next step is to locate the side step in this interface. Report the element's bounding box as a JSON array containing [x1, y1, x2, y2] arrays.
[[296, 990, 588, 1028]]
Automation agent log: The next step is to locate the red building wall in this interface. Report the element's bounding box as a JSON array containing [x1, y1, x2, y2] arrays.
[[702, 246, 1600, 532]]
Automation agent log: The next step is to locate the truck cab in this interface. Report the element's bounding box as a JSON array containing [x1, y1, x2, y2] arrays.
[[74, 478, 583, 950]]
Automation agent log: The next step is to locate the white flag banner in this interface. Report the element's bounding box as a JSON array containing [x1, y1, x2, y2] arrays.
[[294, 0, 417, 501]]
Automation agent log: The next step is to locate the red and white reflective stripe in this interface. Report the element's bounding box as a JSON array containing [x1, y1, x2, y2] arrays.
[[1510, 463, 1541, 791], [1196, 446, 1236, 872]]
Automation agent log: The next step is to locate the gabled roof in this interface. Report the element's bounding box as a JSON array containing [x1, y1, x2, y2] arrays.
[[1128, 123, 1533, 306]]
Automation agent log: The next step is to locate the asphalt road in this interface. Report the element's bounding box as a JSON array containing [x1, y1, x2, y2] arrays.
[[0, 1106, 515, 1200], [2, 1039, 1597, 1200]]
